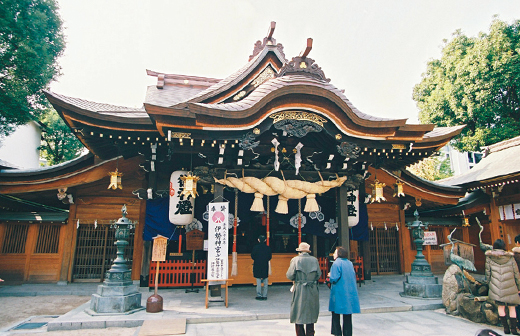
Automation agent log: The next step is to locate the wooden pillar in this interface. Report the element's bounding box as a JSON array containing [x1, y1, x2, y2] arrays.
[[59, 204, 77, 282], [488, 197, 503, 243], [358, 182, 371, 279], [133, 199, 146, 283], [140, 241, 151, 286], [398, 204, 412, 274], [337, 185, 350, 258], [360, 240, 371, 280]]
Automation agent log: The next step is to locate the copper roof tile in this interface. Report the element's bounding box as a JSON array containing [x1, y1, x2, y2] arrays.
[[45, 91, 146, 116], [184, 46, 286, 104], [145, 85, 205, 107]]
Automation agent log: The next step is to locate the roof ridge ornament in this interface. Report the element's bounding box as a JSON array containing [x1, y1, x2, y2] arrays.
[[249, 21, 285, 61], [278, 38, 330, 82]]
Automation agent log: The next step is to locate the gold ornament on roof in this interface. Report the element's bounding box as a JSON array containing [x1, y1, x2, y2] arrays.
[[170, 132, 191, 139], [108, 168, 123, 190], [252, 66, 275, 88], [180, 172, 199, 198], [269, 111, 327, 127]]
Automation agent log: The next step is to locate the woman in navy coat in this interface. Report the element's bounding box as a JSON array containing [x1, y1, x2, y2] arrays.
[[328, 246, 360, 336]]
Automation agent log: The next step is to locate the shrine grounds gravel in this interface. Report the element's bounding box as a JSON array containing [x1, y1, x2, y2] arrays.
[[0, 296, 90, 330]]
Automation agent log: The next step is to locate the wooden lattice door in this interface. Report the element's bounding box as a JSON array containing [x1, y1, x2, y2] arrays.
[[72, 223, 134, 282], [369, 225, 400, 274]]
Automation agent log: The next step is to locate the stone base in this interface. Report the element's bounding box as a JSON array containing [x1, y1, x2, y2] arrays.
[[88, 283, 143, 315], [401, 274, 442, 298]]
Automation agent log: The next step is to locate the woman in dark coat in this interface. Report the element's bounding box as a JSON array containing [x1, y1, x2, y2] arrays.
[[251, 235, 272, 300], [286, 242, 321, 336], [328, 246, 360, 336]]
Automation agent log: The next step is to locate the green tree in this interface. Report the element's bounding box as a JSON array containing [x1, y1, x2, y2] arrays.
[[407, 156, 453, 181], [38, 108, 84, 165], [413, 18, 520, 152], [0, 0, 65, 136]]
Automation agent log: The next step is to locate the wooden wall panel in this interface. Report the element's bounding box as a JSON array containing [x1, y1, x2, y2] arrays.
[[74, 201, 141, 222], [0, 255, 27, 281], [28, 255, 61, 282], [367, 203, 400, 223], [227, 253, 294, 285]]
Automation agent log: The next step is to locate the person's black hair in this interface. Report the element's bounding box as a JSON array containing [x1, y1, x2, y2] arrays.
[[336, 246, 349, 259], [258, 235, 266, 243], [493, 238, 506, 250], [515, 234, 520, 244]]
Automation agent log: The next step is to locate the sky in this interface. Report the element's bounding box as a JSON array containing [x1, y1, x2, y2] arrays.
[[50, 0, 520, 124]]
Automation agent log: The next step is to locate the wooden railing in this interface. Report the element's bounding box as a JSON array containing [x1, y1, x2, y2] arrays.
[[318, 257, 329, 283], [148, 257, 362, 287], [352, 256, 365, 285], [149, 260, 206, 288]]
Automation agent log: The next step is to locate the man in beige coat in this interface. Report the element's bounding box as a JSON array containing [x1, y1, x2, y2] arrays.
[[286, 242, 321, 336], [485, 239, 520, 335]]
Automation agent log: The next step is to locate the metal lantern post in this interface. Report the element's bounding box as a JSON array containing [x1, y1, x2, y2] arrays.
[[87, 205, 144, 315], [401, 210, 442, 298], [408, 210, 432, 277], [107, 207, 133, 278]]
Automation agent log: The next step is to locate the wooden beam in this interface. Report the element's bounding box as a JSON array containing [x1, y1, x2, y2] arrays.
[[267, 21, 276, 40], [299, 38, 313, 59], [0, 157, 141, 194]]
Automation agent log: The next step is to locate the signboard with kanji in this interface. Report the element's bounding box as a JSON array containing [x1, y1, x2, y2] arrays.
[[186, 229, 204, 250], [152, 235, 168, 262], [207, 202, 229, 280], [423, 231, 438, 246]]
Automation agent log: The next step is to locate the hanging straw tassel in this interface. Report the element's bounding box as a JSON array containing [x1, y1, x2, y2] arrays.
[[250, 192, 265, 212], [304, 194, 319, 212], [275, 171, 289, 214], [275, 195, 289, 214]]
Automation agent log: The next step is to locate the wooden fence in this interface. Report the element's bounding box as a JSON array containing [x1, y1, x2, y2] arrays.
[[148, 257, 360, 287], [149, 260, 207, 288]]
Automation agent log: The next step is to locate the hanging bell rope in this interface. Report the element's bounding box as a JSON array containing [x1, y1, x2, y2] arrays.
[[214, 174, 347, 214]]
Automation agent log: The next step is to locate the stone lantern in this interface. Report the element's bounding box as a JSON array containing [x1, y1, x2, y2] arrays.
[[86, 205, 143, 315], [401, 210, 442, 298]]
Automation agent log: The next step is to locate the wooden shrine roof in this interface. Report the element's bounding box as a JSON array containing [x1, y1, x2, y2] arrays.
[[439, 135, 520, 188], [44, 22, 464, 170]]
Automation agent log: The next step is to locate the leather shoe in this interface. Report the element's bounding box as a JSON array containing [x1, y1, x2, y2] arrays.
[[255, 296, 262, 300]]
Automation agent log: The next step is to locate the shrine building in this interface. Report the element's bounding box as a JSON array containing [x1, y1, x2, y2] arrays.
[[0, 22, 467, 285]]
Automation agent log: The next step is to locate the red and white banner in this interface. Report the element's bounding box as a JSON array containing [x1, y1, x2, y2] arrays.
[[207, 202, 229, 280]]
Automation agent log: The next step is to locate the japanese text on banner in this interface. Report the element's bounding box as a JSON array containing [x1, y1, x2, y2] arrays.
[[207, 202, 229, 280]]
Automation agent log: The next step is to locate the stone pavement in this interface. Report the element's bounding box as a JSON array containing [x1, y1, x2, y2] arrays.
[[0, 274, 503, 335]]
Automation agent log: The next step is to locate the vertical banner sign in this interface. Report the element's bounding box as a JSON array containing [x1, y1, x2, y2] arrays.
[[347, 190, 359, 227], [207, 202, 229, 280], [169, 170, 195, 225]]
